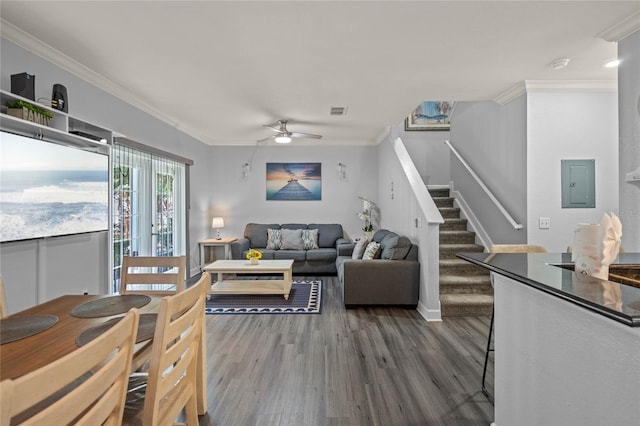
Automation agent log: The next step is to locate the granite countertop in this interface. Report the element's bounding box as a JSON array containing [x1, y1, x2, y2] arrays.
[[456, 252, 640, 327]]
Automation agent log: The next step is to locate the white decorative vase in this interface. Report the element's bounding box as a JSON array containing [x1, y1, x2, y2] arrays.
[[250, 257, 259, 265]]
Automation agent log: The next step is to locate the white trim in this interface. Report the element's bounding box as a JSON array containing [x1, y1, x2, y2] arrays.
[[426, 184, 450, 190], [416, 301, 442, 322], [524, 80, 617, 92], [598, 11, 640, 42], [494, 81, 527, 105], [451, 183, 492, 250], [494, 80, 617, 105]]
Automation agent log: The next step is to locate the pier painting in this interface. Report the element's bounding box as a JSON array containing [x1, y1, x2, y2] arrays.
[[266, 163, 321, 201]]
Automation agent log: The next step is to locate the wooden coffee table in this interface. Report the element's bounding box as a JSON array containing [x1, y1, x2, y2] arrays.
[[203, 259, 294, 300]]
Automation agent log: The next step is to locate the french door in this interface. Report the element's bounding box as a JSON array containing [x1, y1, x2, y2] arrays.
[[111, 142, 188, 293]]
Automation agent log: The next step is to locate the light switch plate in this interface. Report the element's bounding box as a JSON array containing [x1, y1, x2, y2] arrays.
[[539, 217, 550, 229]]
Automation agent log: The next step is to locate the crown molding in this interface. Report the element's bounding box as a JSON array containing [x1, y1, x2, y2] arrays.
[[0, 19, 212, 144], [494, 80, 617, 105], [598, 10, 640, 42], [494, 82, 528, 105]]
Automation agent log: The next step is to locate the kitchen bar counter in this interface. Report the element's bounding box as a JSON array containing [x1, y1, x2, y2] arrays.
[[457, 252, 640, 326], [457, 252, 640, 426]]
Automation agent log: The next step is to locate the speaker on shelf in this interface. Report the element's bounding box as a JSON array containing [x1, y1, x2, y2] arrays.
[[10, 72, 35, 100], [51, 84, 68, 112]]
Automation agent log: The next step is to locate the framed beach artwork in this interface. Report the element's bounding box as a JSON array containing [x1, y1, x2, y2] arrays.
[[405, 101, 454, 131], [266, 162, 321, 201]]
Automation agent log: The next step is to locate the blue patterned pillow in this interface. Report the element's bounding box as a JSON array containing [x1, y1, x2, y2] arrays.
[[301, 229, 319, 250], [266, 228, 282, 249]]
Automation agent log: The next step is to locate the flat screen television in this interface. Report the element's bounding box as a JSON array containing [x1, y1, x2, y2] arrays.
[[0, 131, 109, 242]]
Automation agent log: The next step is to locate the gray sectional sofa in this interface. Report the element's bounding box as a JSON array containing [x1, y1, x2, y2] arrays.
[[230, 223, 351, 274], [336, 229, 420, 308]]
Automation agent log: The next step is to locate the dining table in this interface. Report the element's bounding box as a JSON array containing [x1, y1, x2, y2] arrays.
[[0, 294, 208, 416]]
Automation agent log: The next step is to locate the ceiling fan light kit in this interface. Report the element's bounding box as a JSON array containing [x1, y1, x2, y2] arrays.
[[258, 120, 322, 144], [275, 134, 292, 143]]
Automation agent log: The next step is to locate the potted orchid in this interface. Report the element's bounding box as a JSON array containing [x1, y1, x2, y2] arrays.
[[357, 197, 376, 239], [246, 248, 262, 265]]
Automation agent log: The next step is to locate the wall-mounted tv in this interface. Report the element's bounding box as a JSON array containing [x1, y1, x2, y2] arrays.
[[0, 131, 109, 242]]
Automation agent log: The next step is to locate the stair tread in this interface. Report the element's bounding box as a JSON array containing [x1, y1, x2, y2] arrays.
[[440, 230, 475, 235], [440, 294, 494, 305], [440, 243, 483, 249], [440, 275, 492, 284], [440, 258, 481, 266]]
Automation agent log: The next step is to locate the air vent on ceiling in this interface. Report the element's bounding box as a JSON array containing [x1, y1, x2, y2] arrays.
[[330, 106, 347, 116]]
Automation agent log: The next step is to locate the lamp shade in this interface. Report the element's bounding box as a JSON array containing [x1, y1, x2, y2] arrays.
[[211, 217, 224, 228]]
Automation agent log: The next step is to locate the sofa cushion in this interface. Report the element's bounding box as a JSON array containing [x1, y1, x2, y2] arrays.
[[281, 223, 308, 230], [362, 241, 381, 260], [301, 228, 319, 249], [281, 228, 304, 250], [352, 238, 369, 259], [372, 229, 394, 243], [274, 250, 306, 261], [307, 248, 337, 262], [266, 228, 282, 250], [245, 223, 280, 248], [380, 235, 413, 260], [309, 224, 343, 248]]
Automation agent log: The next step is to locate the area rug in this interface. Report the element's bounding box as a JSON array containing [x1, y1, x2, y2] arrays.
[[205, 280, 322, 314]]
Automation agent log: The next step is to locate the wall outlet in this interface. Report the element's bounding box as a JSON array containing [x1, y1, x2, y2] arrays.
[[539, 217, 550, 229], [82, 289, 89, 295]]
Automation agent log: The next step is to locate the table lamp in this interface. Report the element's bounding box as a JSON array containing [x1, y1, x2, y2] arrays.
[[211, 217, 224, 240]]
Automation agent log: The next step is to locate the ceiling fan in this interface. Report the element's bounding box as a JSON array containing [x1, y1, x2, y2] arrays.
[[258, 120, 323, 144]]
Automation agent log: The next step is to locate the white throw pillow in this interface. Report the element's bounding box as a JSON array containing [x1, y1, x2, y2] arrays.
[[281, 228, 304, 250], [362, 241, 380, 260], [266, 228, 282, 249], [301, 229, 319, 249], [352, 238, 369, 259]]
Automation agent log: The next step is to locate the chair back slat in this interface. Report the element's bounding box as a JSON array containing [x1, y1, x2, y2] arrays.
[[140, 272, 208, 425], [1, 309, 139, 425], [120, 255, 186, 295]]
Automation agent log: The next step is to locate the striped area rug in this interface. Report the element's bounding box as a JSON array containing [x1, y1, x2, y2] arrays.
[[205, 280, 322, 314]]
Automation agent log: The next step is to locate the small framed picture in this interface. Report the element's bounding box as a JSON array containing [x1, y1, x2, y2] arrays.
[[405, 101, 453, 131]]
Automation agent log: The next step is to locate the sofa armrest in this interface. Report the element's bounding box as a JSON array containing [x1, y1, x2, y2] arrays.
[[341, 259, 420, 306], [336, 238, 355, 256], [230, 238, 250, 259]]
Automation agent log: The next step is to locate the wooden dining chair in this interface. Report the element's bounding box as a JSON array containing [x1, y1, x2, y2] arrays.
[[0, 309, 139, 425], [481, 244, 548, 403], [124, 272, 208, 426], [120, 255, 187, 295], [0, 274, 7, 318]]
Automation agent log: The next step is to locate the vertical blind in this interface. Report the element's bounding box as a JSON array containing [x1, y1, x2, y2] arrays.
[[111, 139, 191, 293]]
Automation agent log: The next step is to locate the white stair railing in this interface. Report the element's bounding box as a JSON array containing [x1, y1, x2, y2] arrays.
[[444, 140, 523, 230]]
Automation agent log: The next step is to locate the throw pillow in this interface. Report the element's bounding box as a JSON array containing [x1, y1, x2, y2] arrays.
[[352, 238, 369, 259], [380, 235, 413, 260], [266, 228, 282, 250], [301, 228, 319, 250], [281, 228, 304, 250], [362, 241, 380, 260]]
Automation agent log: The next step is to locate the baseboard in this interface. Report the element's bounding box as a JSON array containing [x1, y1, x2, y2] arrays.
[[189, 267, 202, 280], [451, 189, 492, 250], [417, 300, 442, 322]]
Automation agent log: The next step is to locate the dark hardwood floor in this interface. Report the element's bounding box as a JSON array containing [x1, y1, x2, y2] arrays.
[[199, 276, 495, 426]]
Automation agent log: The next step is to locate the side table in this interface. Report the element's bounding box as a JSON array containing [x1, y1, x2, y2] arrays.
[[198, 237, 237, 270]]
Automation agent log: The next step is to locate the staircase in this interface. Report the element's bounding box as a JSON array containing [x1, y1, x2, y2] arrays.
[[430, 188, 493, 316]]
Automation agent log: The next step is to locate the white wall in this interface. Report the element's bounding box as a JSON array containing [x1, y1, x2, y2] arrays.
[[618, 30, 640, 252], [208, 144, 378, 242], [527, 91, 619, 252], [449, 98, 528, 245], [397, 126, 450, 186]]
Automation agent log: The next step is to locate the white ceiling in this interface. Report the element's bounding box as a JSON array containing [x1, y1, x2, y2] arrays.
[[1, 1, 639, 146]]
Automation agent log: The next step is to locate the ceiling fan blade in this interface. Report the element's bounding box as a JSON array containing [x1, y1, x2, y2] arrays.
[[263, 120, 287, 132], [290, 132, 323, 139]]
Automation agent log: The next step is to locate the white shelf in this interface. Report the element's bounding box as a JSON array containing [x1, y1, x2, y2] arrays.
[[0, 89, 111, 154]]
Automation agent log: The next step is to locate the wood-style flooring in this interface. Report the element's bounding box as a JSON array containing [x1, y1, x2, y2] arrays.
[[198, 276, 495, 426]]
